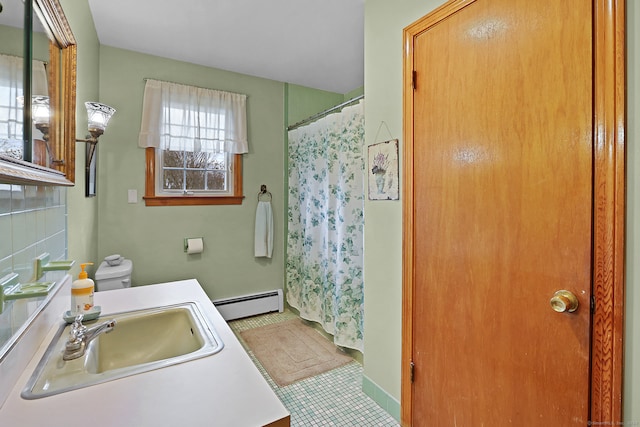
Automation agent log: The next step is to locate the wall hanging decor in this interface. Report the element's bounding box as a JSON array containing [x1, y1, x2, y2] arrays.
[[368, 139, 399, 200]]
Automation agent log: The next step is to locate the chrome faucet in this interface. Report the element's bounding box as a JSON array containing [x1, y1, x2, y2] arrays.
[[63, 314, 116, 361]]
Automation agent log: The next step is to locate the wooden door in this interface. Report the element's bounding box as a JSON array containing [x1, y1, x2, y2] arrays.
[[402, 0, 626, 425]]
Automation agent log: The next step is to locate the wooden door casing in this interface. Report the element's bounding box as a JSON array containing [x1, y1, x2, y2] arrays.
[[401, 0, 626, 425]]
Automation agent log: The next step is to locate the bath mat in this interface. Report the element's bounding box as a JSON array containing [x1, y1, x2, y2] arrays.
[[240, 318, 352, 387]]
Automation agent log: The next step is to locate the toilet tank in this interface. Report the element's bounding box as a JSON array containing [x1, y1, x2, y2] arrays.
[[95, 259, 133, 291]]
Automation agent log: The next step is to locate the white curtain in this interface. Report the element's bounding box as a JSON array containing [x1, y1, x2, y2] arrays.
[[287, 100, 365, 352], [138, 79, 248, 153], [0, 54, 24, 143], [0, 54, 47, 156]]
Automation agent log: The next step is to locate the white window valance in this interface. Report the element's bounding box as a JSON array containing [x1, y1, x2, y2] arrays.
[[0, 54, 48, 142], [0, 54, 23, 142], [138, 79, 248, 154]]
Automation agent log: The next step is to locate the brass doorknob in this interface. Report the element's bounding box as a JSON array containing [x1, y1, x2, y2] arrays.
[[550, 290, 579, 313]]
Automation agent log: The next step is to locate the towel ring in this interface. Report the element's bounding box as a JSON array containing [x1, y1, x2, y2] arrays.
[[258, 184, 272, 201]]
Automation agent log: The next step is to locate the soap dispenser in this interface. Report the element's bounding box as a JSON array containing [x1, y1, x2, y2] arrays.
[[72, 263, 95, 315]]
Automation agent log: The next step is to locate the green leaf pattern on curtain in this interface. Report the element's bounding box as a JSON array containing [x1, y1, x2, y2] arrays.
[[287, 101, 365, 352]]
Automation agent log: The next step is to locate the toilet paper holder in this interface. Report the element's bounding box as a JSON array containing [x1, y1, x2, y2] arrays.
[[184, 237, 204, 254]]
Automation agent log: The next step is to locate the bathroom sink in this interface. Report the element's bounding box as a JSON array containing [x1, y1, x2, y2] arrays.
[[21, 302, 224, 399]]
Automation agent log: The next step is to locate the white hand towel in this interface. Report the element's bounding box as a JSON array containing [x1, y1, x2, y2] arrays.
[[254, 201, 273, 258]]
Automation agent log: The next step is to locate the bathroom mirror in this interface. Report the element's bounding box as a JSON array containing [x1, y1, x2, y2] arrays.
[[0, 0, 76, 186], [0, 0, 26, 162]]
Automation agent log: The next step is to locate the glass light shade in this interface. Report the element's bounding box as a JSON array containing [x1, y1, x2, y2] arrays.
[[31, 96, 51, 126], [16, 95, 50, 125], [85, 102, 116, 132]]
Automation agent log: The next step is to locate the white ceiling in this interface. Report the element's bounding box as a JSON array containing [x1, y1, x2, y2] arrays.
[[87, 0, 364, 94]]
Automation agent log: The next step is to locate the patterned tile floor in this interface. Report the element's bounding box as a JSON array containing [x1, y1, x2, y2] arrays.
[[230, 311, 399, 426]]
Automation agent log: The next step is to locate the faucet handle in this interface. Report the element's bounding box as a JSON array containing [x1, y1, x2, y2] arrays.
[[72, 314, 86, 330], [69, 314, 86, 339]]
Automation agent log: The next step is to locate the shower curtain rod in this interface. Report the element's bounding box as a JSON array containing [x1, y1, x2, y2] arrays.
[[287, 94, 364, 131]]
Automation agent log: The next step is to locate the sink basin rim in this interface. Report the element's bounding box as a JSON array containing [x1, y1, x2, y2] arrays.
[[21, 301, 224, 399]]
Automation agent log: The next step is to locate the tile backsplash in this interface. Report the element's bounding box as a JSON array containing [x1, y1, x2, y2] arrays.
[[0, 184, 67, 347]]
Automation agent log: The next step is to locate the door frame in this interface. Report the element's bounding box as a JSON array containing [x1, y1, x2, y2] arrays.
[[401, 0, 626, 425]]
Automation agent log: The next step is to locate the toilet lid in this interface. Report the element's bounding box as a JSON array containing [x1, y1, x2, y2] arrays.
[[95, 259, 133, 280]]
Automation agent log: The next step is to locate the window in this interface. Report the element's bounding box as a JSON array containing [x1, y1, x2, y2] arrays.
[[139, 79, 248, 206], [0, 54, 24, 160], [158, 106, 234, 196], [0, 55, 48, 161]]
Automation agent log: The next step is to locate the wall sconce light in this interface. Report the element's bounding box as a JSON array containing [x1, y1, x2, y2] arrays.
[[76, 102, 116, 168], [19, 97, 116, 168], [18, 95, 63, 165], [31, 95, 51, 140]]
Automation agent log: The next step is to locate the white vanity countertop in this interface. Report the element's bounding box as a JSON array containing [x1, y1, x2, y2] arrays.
[[0, 279, 290, 427]]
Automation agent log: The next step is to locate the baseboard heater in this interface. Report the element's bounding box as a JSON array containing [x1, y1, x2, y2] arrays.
[[212, 289, 284, 321]]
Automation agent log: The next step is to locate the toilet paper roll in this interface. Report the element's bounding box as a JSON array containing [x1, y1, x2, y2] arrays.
[[186, 238, 204, 254]]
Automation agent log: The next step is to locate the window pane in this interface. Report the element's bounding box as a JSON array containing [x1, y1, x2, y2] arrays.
[[163, 169, 183, 190], [185, 170, 206, 191], [207, 171, 226, 191], [162, 150, 185, 168], [208, 152, 226, 170], [185, 151, 209, 169]]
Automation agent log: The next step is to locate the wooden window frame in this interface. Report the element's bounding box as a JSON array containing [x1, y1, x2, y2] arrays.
[[143, 147, 244, 206]]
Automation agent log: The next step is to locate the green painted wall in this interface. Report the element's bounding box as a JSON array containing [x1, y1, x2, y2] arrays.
[[0, 25, 23, 57], [32, 32, 48, 63], [286, 84, 344, 127], [344, 86, 364, 102], [285, 84, 363, 128], [95, 46, 285, 301], [60, 0, 100, 279], [363, 0, 445, 403]]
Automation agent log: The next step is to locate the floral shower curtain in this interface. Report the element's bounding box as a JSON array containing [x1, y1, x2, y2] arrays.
[[286, 100, 365, 352]]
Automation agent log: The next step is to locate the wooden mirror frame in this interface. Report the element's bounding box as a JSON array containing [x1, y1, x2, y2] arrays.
[[0, 0, 76, 186]]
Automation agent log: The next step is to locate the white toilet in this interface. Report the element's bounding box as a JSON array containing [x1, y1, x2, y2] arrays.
[[95, 258, 133, 291]]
